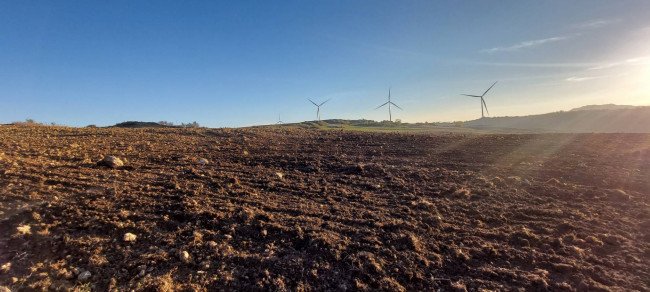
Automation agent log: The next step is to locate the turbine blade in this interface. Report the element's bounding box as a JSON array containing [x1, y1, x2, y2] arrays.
[[482, 81, 498, 97], [482, 98, 490, 116], [390, 102, 403, 110], [319, 98, 331, 106], [375, 102, 389, 109], [461, 94, 482, 98], [308, 99, 318, 106]]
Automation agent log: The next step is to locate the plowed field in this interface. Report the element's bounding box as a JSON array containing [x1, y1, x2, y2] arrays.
[[1, 125, 649, 291]]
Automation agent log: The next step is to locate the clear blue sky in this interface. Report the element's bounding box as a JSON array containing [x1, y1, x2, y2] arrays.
[[1, 1, 649, 127]]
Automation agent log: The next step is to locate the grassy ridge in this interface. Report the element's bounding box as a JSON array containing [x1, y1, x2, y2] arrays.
[[261, 119, 497, 133]]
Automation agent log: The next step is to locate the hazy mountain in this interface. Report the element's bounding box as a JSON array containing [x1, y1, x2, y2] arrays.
[[570, 104, 641, 111], [465, 105, 650, 133]]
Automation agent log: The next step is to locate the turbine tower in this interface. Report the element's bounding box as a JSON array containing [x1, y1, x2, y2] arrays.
[[276, 114, 283, 125], [375, 88, 402, 122], [308, 99, 330, 121], [461, 81, 497, 119]]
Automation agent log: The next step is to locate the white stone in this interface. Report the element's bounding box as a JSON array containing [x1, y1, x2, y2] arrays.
[[179, 250, 190, 263], [123, 233, 137, 242], [78, 270, 92, 281]]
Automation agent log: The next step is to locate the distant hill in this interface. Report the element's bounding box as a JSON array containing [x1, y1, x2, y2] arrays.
[[112, 121, 169, 128], [570, 104, 640, 111], [465, 105, 650, 133], [111, 121, 200, 128]]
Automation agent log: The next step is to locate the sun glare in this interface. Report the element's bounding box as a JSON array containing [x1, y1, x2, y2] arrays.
[[633, 60, 650, 104]]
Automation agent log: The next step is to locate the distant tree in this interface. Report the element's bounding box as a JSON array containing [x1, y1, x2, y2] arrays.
[[455, 121, 464, 127], [179, 121, 200, 128], [159, 121, 174, 126], [86, 124, 97, 128], [395, 119, 402, 124], [26, 119, 35, 124]]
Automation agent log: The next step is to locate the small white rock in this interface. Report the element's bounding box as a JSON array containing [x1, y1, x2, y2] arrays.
[[78, 270, 92, 281], [198, 158, 209, 165], [123, 233, 137, 242], [275, 172, 283, 179], [179, 250, 191, 263]]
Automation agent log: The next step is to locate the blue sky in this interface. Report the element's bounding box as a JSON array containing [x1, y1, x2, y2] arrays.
[[1, 1, 649, 127]]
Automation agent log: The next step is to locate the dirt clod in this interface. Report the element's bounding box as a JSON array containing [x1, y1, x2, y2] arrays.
[[16, 225, 30, 235], [0, 263, 10, 274]]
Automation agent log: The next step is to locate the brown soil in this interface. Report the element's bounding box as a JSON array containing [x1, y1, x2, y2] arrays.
[[1, 125, 649, 291]]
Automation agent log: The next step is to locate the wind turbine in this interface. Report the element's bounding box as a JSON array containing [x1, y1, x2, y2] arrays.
[[308, 99, 330, 121], [461, 81, 497, 119], [276, 114, 283, 125], [375, 88, 402, 122]]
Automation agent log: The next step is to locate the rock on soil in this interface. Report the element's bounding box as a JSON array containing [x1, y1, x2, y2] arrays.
[[98, 155, 124, 168], [179, 250, 191, 263], [77, 271, 91, 281], [123, 233, 137, 242]]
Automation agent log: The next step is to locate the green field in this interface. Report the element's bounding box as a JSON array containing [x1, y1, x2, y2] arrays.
[[259, 119, 531, 134]]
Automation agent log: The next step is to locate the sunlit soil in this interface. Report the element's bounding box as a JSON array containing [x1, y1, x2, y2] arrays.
[[1, 125, 649, 291]]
